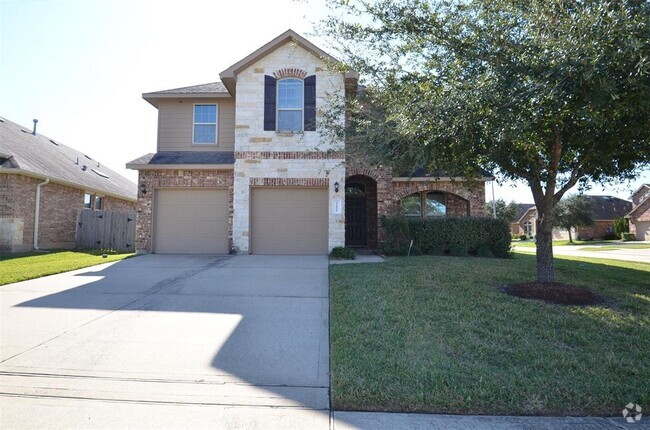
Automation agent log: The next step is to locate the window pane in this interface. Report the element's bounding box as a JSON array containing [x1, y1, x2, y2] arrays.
[[278, 79, 303, 109], [401, 194, 421, 217], [84, 193, 92, 209], [278, 110, 302, 132], [94, 197, 103, 210], [194, 104, 216, 123], [194, 124, 216, 143], [426, 192, 446, 217], [345, 183, 366, 195]]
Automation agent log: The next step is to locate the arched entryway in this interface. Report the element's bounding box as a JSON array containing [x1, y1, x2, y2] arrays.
[[345, 175, 378, 249]]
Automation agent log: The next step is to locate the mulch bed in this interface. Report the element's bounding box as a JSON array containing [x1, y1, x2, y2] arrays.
[[503, 282, 604, 306]]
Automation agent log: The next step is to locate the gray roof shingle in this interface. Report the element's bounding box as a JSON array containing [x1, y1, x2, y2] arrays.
[[0, 118, 137, 201], [145, 82, 228, 95], [128, 151, 235, 166]]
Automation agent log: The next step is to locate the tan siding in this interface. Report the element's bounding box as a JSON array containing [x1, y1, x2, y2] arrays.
[[157, 98, 235, 152]]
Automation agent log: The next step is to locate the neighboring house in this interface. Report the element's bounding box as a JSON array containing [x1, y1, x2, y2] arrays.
[[0, 117, 137, 252], [511, 196, 632, 240], [628, 184, 650, 240], [127, 30, 489, 255], [510, 204, 572, 240]]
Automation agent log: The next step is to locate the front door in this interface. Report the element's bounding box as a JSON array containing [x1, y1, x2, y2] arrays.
[[345, 197, 367, 247]]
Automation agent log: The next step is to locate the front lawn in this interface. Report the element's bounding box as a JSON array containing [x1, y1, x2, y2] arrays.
[[0, 250, 134, 286], [329, 253, 649, 416]]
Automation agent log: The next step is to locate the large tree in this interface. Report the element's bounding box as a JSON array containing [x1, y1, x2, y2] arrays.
[[320, 0, 650, 282], [553, 195, 594, 243], [485, 199, 521, 224]]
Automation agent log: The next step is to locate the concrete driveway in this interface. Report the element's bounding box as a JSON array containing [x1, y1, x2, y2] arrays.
[[0, 255, 331, 429]]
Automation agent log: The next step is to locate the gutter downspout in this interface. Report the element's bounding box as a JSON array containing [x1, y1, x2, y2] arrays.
[[33, 177, 50, 250], [491, 180, 497, 219]]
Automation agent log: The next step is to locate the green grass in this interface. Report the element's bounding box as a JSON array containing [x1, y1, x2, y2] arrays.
[[0, 250, 134, 286], [329, 253, 649, 416], [514, 239, 618, 248], [579, 244, 650, 251]]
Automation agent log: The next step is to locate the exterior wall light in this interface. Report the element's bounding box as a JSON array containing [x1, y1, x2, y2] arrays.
[[334, 181, 339, 193], [140, 183, 147, 195]]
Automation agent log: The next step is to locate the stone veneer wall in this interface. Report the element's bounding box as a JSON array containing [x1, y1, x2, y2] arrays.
[[136, 169, 234, 253], [232, 42, 347, 253]]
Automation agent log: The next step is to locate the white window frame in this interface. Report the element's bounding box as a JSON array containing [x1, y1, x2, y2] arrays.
[[276, 78, 303, 132], [192, 103, 218, 145]]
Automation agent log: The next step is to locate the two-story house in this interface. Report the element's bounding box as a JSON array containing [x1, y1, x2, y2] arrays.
[[127, 30, 489, 255], [628, 184, 650, 240]]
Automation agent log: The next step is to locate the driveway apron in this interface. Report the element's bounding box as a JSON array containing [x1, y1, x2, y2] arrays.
[[0, 254, 331, 429]]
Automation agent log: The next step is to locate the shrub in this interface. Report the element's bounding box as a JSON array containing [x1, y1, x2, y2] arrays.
[[614, 217, 629, 239], [330, 247, 356, 260], [519, 234, 528, 241], [601, 232, 618, 240], [621, 232, 636, 242], [381, 216, 512, 258]]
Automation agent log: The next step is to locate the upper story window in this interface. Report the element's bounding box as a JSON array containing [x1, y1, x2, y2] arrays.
[[264, 74, 316, 132], [277, 78, 303, 132], [193, 104, 218, 144]]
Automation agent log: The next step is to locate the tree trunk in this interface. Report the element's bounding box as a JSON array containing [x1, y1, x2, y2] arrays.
[[568, 228, 573, 243], [536, 205, 556, 283]]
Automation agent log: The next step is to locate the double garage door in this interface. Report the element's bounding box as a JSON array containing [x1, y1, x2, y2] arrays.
[[636, 221, 650, 241], [153, 188, 328, 255]]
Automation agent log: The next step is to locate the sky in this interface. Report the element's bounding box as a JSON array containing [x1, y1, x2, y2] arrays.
[[1, 0, 648, 204]]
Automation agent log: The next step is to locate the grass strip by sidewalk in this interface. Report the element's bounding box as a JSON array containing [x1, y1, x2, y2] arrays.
[[329, 253, 649, 416], [0, 250, 134, 286]]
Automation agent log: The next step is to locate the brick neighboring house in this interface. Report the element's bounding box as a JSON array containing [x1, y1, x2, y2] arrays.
[[0, 117, 137, 252], [127, 30, 489, 255], [511, 196, 632, 241], [628, 184, 650, 240]]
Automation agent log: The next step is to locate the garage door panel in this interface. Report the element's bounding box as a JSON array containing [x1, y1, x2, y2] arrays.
[[154, 189, 229, 254], [251, 188, 328, 255], [636, 221, 649, 241]]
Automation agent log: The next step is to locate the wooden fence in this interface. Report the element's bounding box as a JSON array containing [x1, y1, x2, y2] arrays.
[[75, 210, 136, 252]]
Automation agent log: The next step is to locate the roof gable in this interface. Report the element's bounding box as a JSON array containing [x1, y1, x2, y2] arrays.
[[219, 29, 357, 95]]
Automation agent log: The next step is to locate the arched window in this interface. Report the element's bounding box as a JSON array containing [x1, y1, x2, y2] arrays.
[[400, 191, 448, 219], [277, 78, 303, 132]]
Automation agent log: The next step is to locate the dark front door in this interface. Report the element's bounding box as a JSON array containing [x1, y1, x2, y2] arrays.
[[345, 197, 367, 247]]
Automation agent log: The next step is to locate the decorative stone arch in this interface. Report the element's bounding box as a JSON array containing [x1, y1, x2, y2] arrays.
[[273, 68, 308, 80], [393, 184, 473, 218]]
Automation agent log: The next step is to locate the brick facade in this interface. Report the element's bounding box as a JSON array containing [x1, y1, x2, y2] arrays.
[[1, 173, 136, 252], [627, 186, 649, 238], [576, 220, 616, 240], [136, 169, 234, 253]]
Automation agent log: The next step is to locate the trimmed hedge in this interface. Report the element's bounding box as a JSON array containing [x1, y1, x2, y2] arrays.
[[330, 246, 357, 260], [621, 232, 636, 241], [381, 217, 512, 258]]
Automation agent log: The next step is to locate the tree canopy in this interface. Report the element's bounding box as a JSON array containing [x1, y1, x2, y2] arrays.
[[485, 199, 521, 223], [553, 195, 594, 242], [320, 0, 650, 282]]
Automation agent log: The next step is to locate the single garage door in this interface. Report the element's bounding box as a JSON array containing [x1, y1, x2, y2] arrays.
[[251, 188, 328, 255], [636, 221, 650, 241], [154, 189, 229, 254]]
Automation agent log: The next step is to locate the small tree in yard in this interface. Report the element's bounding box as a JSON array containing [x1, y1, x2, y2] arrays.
[[553, 195, 594, 243], [485, 199, 521, 224], [320, 0, 650, 283], [614, 217, 629, 239]]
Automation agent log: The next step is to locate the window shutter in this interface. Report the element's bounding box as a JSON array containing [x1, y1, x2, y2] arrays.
[[264, 75, 276, 131], [304, 75, 316, 131]]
